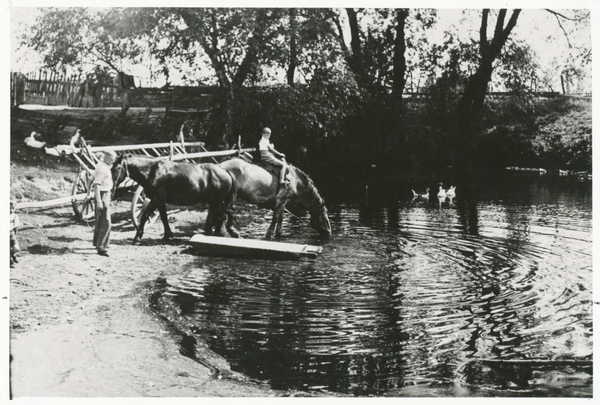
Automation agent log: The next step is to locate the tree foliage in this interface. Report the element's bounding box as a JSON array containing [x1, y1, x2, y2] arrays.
[[16, 7, 591, 172], [25, 8, 148, 74]]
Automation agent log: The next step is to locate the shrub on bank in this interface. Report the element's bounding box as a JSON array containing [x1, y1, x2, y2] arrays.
[[529, 98, 592, 171], [13, 83, 590, 175], [315, 93, 592, 173]]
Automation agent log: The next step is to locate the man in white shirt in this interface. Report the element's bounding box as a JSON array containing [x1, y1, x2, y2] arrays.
[[87, 150, 116, 256]]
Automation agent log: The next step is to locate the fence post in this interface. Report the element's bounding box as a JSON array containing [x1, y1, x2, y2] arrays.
[[41, 70, 47, 104], [179, 125, 185, 146]]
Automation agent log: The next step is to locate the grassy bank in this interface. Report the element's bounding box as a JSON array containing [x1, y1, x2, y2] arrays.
[[11, 93, 591, 177]]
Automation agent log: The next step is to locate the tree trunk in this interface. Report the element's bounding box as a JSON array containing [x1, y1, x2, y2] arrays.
[[458, 60, 494, 128], [345, 8, 368, 85], [456, 9, 521, 167], [233, 9, 272, 87], [389, 9, 410, 166], [287, 8, 298, 86], [392, 9, 409, 114], [208, 86, 236, 149], [227, 10, 273, 146], [179, 10, 242, 147]]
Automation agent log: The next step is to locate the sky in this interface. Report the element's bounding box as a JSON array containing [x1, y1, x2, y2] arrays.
[[7, 5, 592, 90]]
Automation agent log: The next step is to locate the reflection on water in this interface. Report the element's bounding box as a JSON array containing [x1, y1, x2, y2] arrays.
[[153, 172, 592, 396]]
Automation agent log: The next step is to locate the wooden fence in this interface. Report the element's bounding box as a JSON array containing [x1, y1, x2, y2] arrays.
[[11, 70, 218, 110], [12, 70, 591, 110], [11, 71, 121, 108]]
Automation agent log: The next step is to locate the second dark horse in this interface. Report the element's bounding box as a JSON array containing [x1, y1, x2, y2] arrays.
[[112, 155, 236, 243]]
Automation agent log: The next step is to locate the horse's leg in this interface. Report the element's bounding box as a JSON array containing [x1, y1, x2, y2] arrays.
[[224, 205, 239, 238], [220, 179, 239, 238], [275, 202, 288, 238], [207, 203, 228, 237], [220, 213, 232, 237], [218, 195, 239, 238], [204, 207, 214, 235], [265, 213, 278, 240], [215, 207, 229, 237], [158, 204, 173, 240], [133, 201, 156, 243], [266, 202, 287, 240]]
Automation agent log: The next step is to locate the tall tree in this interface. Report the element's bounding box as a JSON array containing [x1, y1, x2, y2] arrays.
[[392, 9, 409, 114], [286, 9, 346, 83], [329, 9, 436, 98], [455, 9, 521, 168], [22, 8, 169, 121], [287, 8, 298, 85], [253, 8, 345, 85], [458, 9, 521, 128], [345, 8, 368, 85], [176, 8, 284, 146], [329, 9, 372, 88]]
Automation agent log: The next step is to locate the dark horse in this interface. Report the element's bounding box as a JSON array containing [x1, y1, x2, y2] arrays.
[[212, 158, 331, 239], [112, 155, 236, 243]]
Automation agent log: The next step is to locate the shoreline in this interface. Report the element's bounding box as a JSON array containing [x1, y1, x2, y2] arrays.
[[9, 202, 283, 398]]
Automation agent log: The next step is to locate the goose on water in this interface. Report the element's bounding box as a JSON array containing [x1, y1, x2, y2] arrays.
[[446, 186, 456, 198], [412, 187, 430, 199], [437, 185, 446, 198]]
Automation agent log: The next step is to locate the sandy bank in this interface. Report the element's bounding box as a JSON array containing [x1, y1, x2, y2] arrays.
[[9, 202, 281, 398]]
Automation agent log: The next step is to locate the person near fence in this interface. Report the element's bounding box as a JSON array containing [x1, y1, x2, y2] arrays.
[[85, 150, 116, 256], [10, 201, 21, 268], [259, 127, 289, 186]]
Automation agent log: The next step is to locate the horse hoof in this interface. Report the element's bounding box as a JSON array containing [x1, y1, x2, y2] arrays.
[[132, 239, 141, 245], [226, 227, 240, 238]]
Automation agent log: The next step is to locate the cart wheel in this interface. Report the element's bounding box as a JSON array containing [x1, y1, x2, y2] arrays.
[[72, 170, 95, 222], [131, 185, 160, 229]]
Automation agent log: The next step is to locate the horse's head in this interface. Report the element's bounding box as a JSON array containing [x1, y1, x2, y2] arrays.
[[309, 203, 331, 236], [292, 167, 331, 236], [110, 154, 129, 193]]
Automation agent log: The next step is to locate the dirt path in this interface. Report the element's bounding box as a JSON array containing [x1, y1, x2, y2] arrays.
[[9, 198, 284, 397]]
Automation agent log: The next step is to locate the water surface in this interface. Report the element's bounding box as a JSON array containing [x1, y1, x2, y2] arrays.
[[153, 171, 593, 396]]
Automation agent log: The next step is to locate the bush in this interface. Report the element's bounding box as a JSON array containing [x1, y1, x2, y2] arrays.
[[208, 84, 592, 173], [529, 98, 592, 171], [208, 73, 367, 170]]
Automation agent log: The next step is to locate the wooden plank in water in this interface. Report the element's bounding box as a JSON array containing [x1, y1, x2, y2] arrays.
[[189, 234, 322, 260]]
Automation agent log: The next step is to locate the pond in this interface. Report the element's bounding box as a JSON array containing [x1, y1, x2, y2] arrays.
[[151, 170, 593, 397]]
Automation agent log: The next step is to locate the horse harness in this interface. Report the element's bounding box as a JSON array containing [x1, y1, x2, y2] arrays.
[[111, 158, 130, 197]]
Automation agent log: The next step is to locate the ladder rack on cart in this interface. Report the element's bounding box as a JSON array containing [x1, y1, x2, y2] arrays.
[[68, 139, 255, 228]]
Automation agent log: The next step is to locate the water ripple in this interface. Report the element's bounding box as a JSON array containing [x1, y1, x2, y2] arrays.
[[154, 175, 592, 396]]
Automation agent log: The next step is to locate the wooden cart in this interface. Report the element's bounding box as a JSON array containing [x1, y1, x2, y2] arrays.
[[70, 139, 255, 228]]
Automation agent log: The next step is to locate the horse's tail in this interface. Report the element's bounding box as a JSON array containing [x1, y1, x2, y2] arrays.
[[208, 166, 236, 215], [224, 170, 237, 208], [221, 170, 239, 235]]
